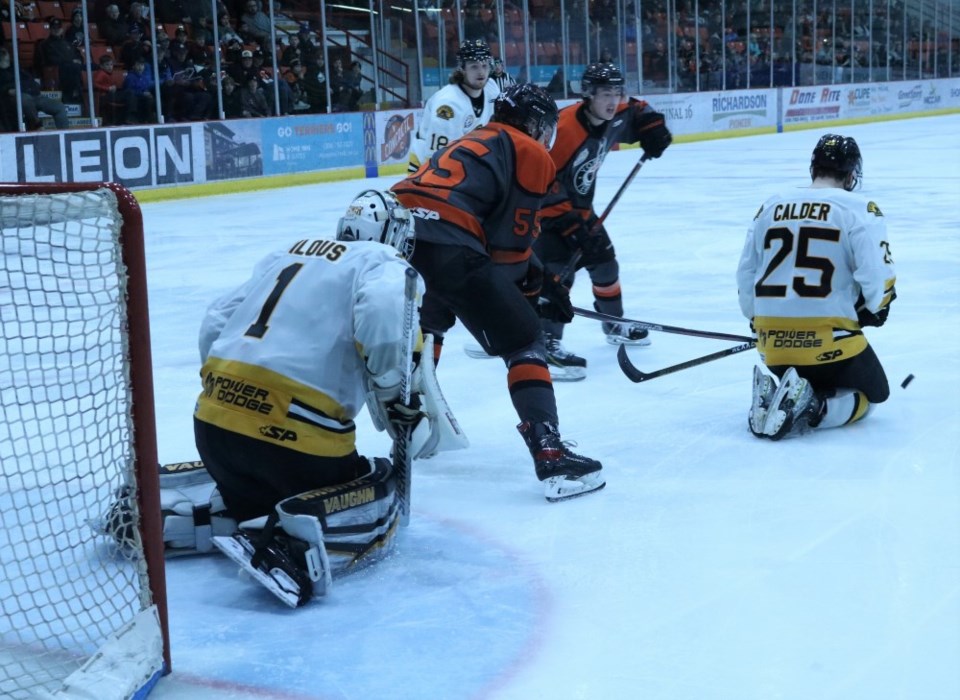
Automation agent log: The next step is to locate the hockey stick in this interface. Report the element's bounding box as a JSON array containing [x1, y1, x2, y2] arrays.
[[572, 306, 754, 343], [617, 341, 756, 383], [395, 267, 419, 527], [554, 153, 651, 285]]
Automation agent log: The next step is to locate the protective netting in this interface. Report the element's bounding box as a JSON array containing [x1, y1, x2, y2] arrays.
[[0, 189, 152, 698]]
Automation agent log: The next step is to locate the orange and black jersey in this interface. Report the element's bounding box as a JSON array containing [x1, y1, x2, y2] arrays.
[[391, 121, 556, 265], [541, 98, 662, 221]]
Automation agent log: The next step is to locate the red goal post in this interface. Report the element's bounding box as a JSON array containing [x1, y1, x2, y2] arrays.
[[0, 182, 170, 698]]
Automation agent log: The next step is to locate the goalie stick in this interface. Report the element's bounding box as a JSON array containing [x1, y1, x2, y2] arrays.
[[617, 341, 756, 383], [395, 267, 419, 527], [572, 306, 754, 343]]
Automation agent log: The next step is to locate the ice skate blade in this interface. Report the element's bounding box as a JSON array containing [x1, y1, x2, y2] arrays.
[[212, 535, 304, 608], [543, 472, 606, 502]]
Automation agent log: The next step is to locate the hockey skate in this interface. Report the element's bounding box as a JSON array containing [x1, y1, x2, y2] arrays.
[[518, 421, 605, 502], [212, 519, 329, 608], [601, 320, 651, 346], [748, 365, 778, 437], [544, 333, 587, 382], [759, 367, 825, 440]]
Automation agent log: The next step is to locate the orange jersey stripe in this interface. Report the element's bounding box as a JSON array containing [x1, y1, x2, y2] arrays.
[[508, 363, 552, 387]]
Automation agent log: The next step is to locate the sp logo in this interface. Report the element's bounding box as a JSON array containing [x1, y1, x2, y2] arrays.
[[816, 350, 843, 362], [259, 426, 298, 442]]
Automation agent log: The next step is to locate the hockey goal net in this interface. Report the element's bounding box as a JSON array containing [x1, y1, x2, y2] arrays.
[[0, 183, 169, 699]]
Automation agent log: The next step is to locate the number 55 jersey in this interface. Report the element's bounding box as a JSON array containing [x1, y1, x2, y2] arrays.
[[736, 186, 896, 367]]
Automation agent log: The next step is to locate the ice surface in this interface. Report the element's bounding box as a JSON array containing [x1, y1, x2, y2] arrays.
[[144, 116, 960, 700]]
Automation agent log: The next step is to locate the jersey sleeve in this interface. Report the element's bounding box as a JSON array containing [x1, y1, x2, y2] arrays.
[[849, 200, 896, 314], [354, 257, 424, 394], [736, 203, 768, 320]]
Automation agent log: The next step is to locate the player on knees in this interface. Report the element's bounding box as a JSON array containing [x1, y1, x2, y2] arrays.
[[406, 39, 500, 174], [534, 62, 673, 373], [191, 191, 442, 606], [392, 83, 604, 503], [736, 134, 897, 440]]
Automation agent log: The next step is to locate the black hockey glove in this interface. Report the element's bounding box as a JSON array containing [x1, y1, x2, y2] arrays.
[[636, 111, 672, 159], [387, 393, 423, 428], [548, 211, 588, 251], [539, 273, 574, 323], [577, 226, 615, 267], [855, 287, 896, 328], [518, 261, 544, 311]]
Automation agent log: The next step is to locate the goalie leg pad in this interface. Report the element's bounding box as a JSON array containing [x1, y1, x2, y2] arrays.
[[157, 461, 238, 554], [278, 457, 401, 576], [100, 460, 238, 555]]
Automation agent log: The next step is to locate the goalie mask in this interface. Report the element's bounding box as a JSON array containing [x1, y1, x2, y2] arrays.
[[337, 190, 416, 259], [810, 134, 862, 191]]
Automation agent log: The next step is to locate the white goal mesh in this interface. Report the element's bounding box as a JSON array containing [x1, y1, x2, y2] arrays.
[[0, 184, 168, 699]]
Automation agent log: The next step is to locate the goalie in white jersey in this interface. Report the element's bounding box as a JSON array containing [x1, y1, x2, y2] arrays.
[[736, 134, 897, 440], [192, 191, 446, 606], [406, 38, 500, 173]]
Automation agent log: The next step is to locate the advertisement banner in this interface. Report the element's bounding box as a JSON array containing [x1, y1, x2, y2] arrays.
[[707, 89, 777, 131], [783, 85, 843, 123], [375, 109, 418, 165], [259, 113, 365, 175], [204, 120, 265, 182]]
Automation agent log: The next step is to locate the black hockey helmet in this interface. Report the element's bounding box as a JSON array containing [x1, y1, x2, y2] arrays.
[[492, 83, 559, 144], [580, 62, 625, 97], [810, 134, 862, 191], [457, 39, 493, 68]]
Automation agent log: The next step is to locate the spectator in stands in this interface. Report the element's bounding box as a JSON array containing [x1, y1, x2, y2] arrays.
[[65, 8, 87, 46], [122, 55, 157, 122], [296, 23, 320, 70], [239, 73, 269, 117], [0, 47, 70, 130], [229, 48, 255, 84], [93, 53, 134, 124], [239, 0, 272, 47], [280, 31, 304, 67], [163, 40, 213, 120], [219, 74, 243, 117], [125, 2, 149, 37], [100, 4, 131, 47], [217, 12, 243, 49], [339, 60, 363, 111], [296, 53, 327, 113], [120, 25, 154, 67], [180, 0, 214, 45], [35, 18, 85, 103]]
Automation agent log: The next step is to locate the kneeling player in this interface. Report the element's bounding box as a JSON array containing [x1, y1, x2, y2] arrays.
[[191, 190, 463, 606], [736, 134, 896, 440]]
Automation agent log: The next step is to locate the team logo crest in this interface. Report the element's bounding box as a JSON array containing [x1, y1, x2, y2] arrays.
[[436, 105, 455, 120], [867, 201, 884, 217]]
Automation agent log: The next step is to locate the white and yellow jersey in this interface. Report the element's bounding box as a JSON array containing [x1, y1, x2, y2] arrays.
[[195, 239, 423, 457], [407, 80, 500, 172], [736, 185, 895, 366]]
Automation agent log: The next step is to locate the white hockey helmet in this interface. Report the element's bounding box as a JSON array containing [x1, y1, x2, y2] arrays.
[[336, 189, 415, 259]]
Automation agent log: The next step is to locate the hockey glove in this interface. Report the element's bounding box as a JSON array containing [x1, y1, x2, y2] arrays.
[[539, 273, 574, 323], [577, 225, 615, 267], [518, 261, 544, 311], [636, 110, 672, 159], [387, 393, 424, 428], [855, 287, 896, 327], [547, 211, 588, 251]]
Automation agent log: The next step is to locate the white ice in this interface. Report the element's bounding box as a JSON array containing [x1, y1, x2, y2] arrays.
[[145, 115, 960, 700]]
